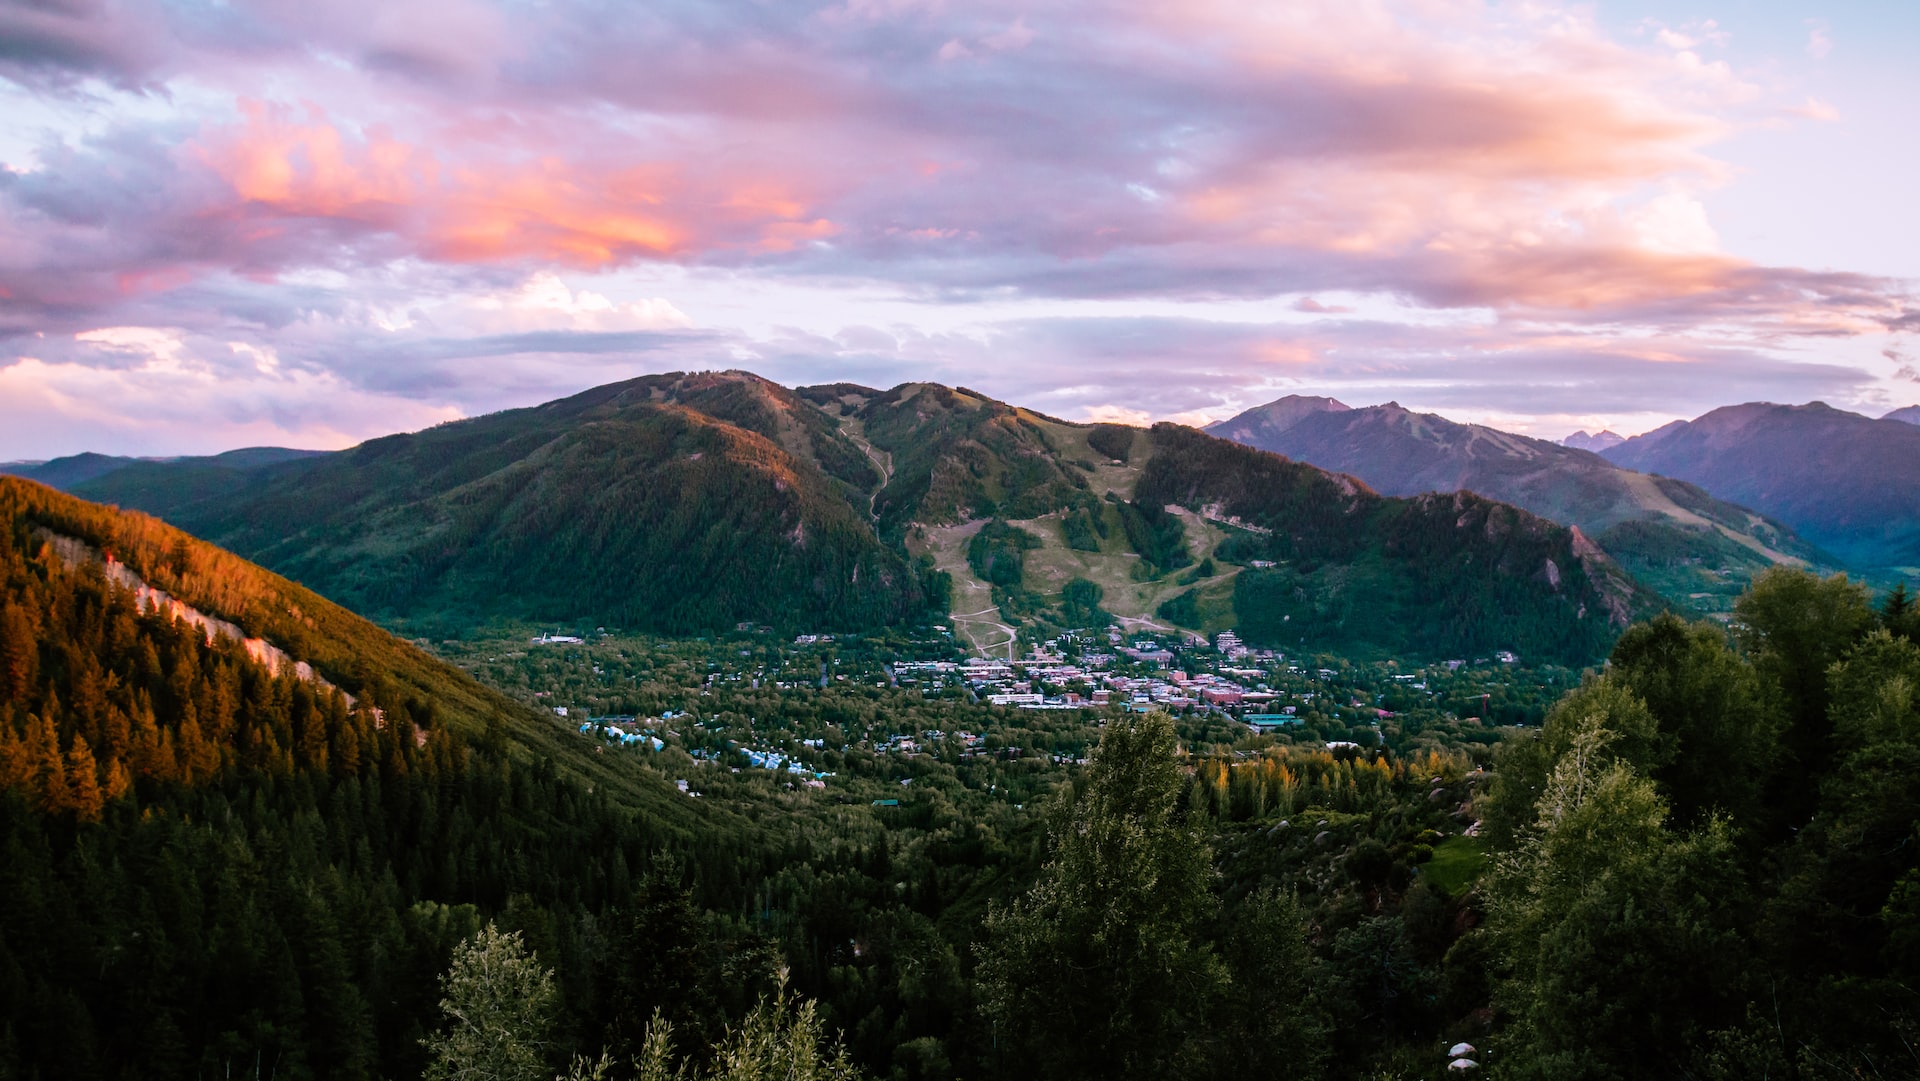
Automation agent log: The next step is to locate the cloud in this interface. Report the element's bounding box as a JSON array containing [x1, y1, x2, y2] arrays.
[[0, 0, 175, 91], [0, 343, 463, 458], [1082, 404, 1151, 426], [1293, 297, 1352, 314], [466, 273, 693, 333], [0, 0, 1909, 455], [1806, 20, 1833, 60]]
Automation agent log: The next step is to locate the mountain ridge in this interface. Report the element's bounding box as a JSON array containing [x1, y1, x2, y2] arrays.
[[1601, 401, 1920, 569], [1203, 395, 1827, 614], [55, 371, 1658, 662]]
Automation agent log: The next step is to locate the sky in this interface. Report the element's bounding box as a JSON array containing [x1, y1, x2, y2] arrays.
[[1, 0, 1916, 459]]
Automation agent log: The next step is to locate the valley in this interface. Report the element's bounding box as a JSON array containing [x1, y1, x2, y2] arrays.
[[4, 415, 1918, 1081]]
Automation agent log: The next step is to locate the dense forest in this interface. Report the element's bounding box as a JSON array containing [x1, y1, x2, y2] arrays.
[[5, 475, 1918, 1079]]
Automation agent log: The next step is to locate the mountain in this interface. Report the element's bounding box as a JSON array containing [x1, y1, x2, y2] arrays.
[[62, 371, 1646, 662], [1602, 401, 1920, 569], [808, 385, 1649, 662], [1885, 405, 1920, 426], [1203, 394, 1351, 448], [1138, 424, 1654, 662], [1, 451, 150, 488], [0, 475, 735, 1077], [73, 372, 934, 636], [1562, 429, 1625, 452], [1203, 398, 1825, 614], [0, 446, 324, 491]]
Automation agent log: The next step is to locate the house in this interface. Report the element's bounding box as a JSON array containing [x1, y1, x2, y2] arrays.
[[1244, 714, 1301, 730]]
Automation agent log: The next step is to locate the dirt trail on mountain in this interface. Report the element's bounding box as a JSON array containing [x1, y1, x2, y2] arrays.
[[838, 419, 893, 521]]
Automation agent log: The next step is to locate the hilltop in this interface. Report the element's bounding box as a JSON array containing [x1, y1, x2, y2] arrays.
[[75, 373, 936, 637]]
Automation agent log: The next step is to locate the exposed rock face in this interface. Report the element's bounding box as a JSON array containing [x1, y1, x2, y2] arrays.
[[35, 527, 351, 702]]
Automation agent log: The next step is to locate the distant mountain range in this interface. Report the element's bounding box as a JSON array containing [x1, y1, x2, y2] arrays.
[[1561, 430, 1625, 452], [1204, 396, 1830, 614], [18, 371, 1649, 662], [1885, 405, 1920, 426], [1601, 402, 1920, 569], [0, 447, 326, 490]]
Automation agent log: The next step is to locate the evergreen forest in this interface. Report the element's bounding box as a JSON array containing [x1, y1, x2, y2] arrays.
[[2, 473, 1917, 1080]]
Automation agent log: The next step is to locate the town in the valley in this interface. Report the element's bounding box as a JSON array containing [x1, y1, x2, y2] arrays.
[[434, 621, 1569, 802]]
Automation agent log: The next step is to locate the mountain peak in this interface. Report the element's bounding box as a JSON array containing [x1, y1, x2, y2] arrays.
[[1562, 430, 1625, 452], [1203, 394, 1350, 442], [1884, 404, 1920, 426], [1603, 399, 1920, 567]]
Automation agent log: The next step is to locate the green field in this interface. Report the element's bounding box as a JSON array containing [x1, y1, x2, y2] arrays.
[[1423, 834, 1488, 897]]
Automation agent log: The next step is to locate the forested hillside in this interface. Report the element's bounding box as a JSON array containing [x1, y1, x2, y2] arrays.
[[74, 375, 936, 637], [0, 477, 731, 1078], [1140, 424, 1654, 664], [811, 382, 1098, 535]]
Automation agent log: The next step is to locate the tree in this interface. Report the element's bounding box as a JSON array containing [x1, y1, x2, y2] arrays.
[[422, 924, 558, 1081], [1733, 567, 1873, 806], [1487, 712, 1747, 1081], [568, 977, 864, 1081], [1755, 629, 1920, 1067], [1607, 613, 1781, 828], [1882, 581, 1920, 642], [1479, 675, 1662, 851], [976, 711, 1224, 1080], [604, 853, 721, 1061], [1224, 890, 1329, 1080]]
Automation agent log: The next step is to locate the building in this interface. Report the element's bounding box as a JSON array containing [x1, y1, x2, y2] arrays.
[[1244, 714, 1302, 730]]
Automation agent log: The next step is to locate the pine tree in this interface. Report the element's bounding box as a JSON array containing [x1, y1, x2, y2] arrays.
[[64, 733, 104, 821], [0, 600, 36, 701], [26, 711, 66, 814]]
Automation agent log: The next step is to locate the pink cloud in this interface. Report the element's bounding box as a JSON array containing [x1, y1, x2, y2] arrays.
[[0, 0, 1909, 454], [189, 101, 836, 268]]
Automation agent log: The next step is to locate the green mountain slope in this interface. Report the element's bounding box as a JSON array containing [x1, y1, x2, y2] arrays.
[[1603, 401, 1920, 570], [1140, 424, 1654, 662], [75, 373, 933, 636], [798, 385, 1652, 663], [59, 371, 1654, 662], [1206, 396, 1830, 614], [826, 382, 1098, 534]]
